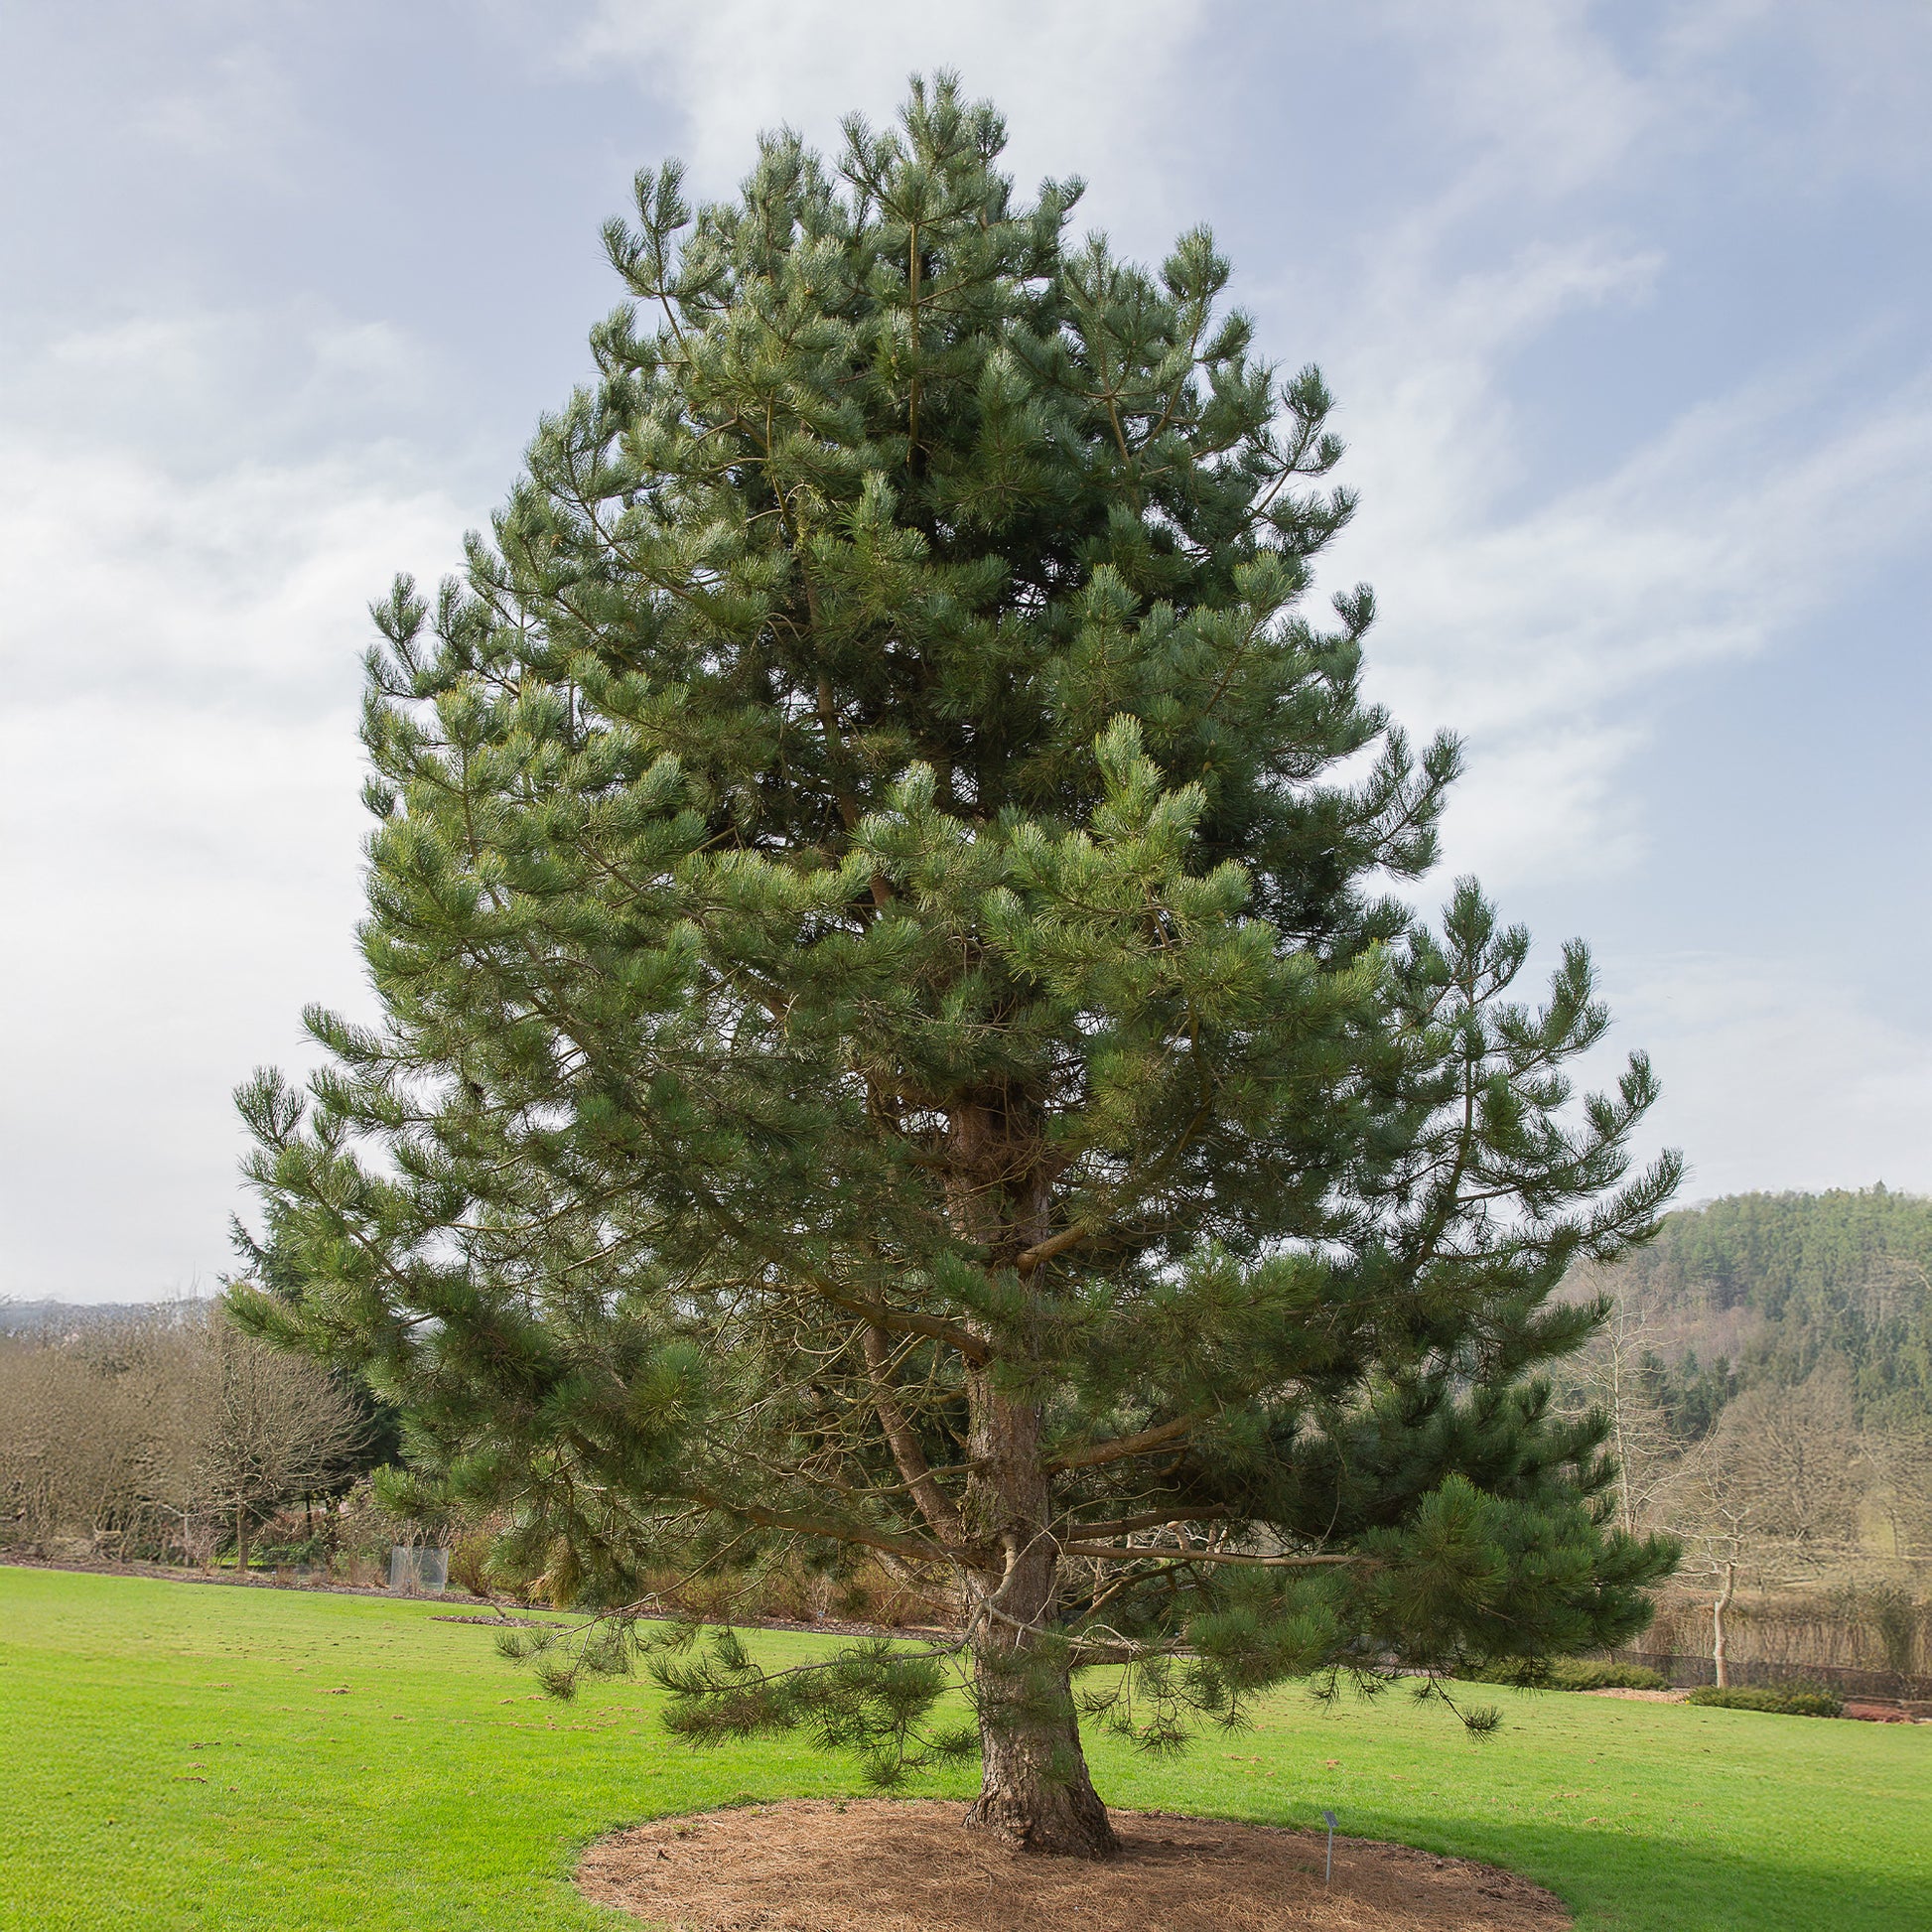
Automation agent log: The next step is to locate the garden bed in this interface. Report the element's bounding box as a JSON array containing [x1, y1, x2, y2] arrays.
[[576, 1799, 1571, 1931]]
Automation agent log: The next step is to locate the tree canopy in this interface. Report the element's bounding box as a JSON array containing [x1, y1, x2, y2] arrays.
[[234, 75, 1681, 1857]]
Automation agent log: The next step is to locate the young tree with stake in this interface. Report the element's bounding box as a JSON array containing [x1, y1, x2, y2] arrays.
[[233, 77, 1680, 1858]]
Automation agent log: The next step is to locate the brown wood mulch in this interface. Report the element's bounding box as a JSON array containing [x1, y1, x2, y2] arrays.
[[575, 1799, 1571, 1932], [1843, 1702, 1920, 1723]]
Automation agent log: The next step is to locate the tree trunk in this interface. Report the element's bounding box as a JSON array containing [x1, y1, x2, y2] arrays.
[[946, 1094, 1118, 1859], [1713, 1560, 1734, 1690], [235, 1504, 251, 1578], [959, 1370, 1117, 1858], [967, 1624, 1116, 1857]]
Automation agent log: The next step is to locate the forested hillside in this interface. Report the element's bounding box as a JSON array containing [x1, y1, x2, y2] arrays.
[[1582, 1187, 1932, 1434], [1563, 1189, 1932, 1674]]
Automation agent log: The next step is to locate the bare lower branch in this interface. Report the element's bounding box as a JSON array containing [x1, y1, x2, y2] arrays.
[[687, 1486, 963, 1566], [1045, 1415, 1198, 1473], [1060, 1542, 1358, 1567], [1014, 1223, 1088, 1277], [863, 1322, 969, 1547], [818, 1288, 991, 1365], [1064, 1506, 1230, 1541]]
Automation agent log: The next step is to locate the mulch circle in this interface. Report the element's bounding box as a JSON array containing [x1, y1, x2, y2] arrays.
[[576, 1798, 1572, 1931]]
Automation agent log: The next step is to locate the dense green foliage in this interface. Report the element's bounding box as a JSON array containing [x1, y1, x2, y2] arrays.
[[1633, 1346, 1738, 1444], [5, 1569, 1930, 1932], [233, 76, 1679, 1832], [1685, 1684, 1845, 1719], [1603, 1188, 1932, 1429]]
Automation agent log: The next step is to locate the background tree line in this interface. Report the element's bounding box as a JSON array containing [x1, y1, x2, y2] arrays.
[[13, 1186, 1926, 1602], [0, 1302, 372, 1571], [1588, 1185, 1932, 1425], [1560, 1188, 1932, 1685]]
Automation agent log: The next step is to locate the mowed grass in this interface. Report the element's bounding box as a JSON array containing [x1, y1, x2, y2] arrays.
[[1, 1568, 1926, 1932]]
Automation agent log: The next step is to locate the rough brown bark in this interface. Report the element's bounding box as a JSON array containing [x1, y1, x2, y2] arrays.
[[963, 1369, 1118, 1856], [945, 1090, 1118, 1858], [964, 1595, 1118, 1859], [960, 1370, 1115, 1855]]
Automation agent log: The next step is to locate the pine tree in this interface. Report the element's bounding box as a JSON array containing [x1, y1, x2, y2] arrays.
[[233, 76, 1681, 1858]]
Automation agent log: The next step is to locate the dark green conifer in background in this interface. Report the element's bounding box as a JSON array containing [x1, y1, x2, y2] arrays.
[[234, 76, 1681, 1858]]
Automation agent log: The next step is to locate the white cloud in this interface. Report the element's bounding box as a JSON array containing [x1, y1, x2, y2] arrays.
[[1337, 333, 1932, 889], [1660, 0, 1932, 190], [1374, 0, 1662, 215], [1605, 955, 1932, 1197], [0, 703, 372, 1301], [566, 0, 1211, 231], [0, 377, 472, 1299], [0, 438, 457, 709], [1265, 6, 1932, 893], [134, 42, 300, 170], [6, 306, 436, 471]]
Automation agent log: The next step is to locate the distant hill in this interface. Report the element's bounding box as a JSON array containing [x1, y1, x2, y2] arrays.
[[1583, 1187, 1932, 1429], [0, 1300, 203, 1337]]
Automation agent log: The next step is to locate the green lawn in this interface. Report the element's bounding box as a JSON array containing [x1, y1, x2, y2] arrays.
[[1, 1567, 1926, 1930]]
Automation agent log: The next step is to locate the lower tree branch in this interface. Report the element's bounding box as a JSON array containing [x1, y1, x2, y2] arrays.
[[863, 1322, 969, 1549], [1045, 1416, 1198, 1473], [1060, 1542, 1358, 1567], [1063, 1506, 1229, 1541], [688, 1486, 960, 1567]]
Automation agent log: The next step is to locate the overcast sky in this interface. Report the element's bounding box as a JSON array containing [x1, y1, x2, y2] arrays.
[[3, 1, 1927, 1302]]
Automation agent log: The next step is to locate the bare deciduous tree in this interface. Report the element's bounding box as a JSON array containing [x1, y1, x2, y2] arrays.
[[0, 1307, 364, 1567], [1660, 1359, 1864, 1681], [1561, 1292, 1682, 1537], [195, 1320, 366, 1573], [1679, 1360, 1863, 1582], [1862, 1416, 1932, 1560], [0, 1314, 185, 1550]]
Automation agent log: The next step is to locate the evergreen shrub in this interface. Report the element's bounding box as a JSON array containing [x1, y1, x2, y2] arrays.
[[1687, 1683, 1844, 1718], [1469, 1658, 1669, 1691]]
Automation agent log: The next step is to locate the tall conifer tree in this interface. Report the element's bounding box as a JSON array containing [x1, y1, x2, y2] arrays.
[[235, 77, 1680, 1857]]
